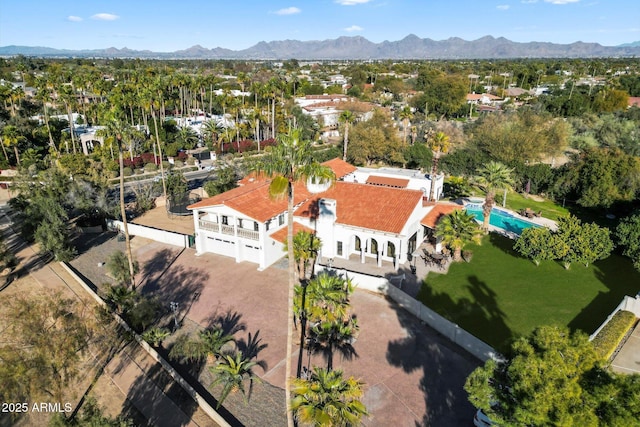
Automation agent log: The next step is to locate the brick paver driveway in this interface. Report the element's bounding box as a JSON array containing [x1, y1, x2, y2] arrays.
[[77, 235, 480, 426]]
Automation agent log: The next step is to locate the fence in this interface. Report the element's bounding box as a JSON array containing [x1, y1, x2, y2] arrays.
[[59, 262, 231, 427], [316, 265, 502, 362], [107, 219, 191, 249]]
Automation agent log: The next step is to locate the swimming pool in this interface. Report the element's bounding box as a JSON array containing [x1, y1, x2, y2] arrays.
[[464, 205, 540, 235]]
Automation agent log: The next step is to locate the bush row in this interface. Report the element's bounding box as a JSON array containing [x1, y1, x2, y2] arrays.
[[592, 310, 637, 360]]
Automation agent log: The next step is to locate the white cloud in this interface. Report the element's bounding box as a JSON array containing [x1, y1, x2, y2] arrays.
[[544, 0, 580, 4], [67, 16, 83, 22], [521, 0, 538, 3], [335, 0, 372, 5], [91, 13, 119, 21], [497, 5, 510, 10], [344, 25, 363, 32], [274, 7, 301, 15]]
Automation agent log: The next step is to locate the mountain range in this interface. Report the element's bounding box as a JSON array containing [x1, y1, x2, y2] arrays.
[[2, 35, 640, 60]]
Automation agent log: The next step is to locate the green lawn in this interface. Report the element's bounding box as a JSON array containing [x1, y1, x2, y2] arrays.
[[503, 191, 570, 221], [417, 234, 640, 353]]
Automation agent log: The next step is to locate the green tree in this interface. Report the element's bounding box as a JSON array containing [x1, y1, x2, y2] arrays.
[[397, 106, 413, 145], [141, 327, 170, 347], [291, 367, 368, 427], [210, 352, 261, 409], [203, 165, 237, 197], [338, 110, 355, 162], [513, 227, 565, 266], [435, 210, 482, 261], [465, 326, 601, 426], [250, 127, 335, 427], [0, 292, 97, 405], [555, 215, 613, 269], [165, 169, 188, 203], [106, 250, 139, 286], [49, 396, 134, 427], [616, 214, 640, 271], [475, 161, 514, 232], [284, 231, 321, 281], [169, 327, 235, 364], [427, 130, 450, 201]]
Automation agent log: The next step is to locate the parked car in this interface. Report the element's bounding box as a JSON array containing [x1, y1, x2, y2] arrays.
[[473, 409, 494, 427]]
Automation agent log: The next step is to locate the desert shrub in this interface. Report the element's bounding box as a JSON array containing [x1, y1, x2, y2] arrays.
[[144, 163, 158, 172], [122, 167, 133, 177]]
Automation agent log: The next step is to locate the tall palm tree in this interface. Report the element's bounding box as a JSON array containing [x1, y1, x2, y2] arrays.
[[398, 106, 413, 145], [169, 327, 235, 363], [435, 210, 482, 261], [285, 231, 321, 281], [210, 352, 261, 409], [427, 131, 451, 202], [98, 115, 137, 288], [475, 161, 514, 232], [251, 128, 335, 427], [1, 125, 24, 166], [291, 367, 368, 427], [338, 110, 355, 162]]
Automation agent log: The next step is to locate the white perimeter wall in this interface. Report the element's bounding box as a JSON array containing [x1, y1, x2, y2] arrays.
[[107, 219, 190, 248]]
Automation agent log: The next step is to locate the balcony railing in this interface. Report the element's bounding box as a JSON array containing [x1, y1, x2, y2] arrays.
[[198, 220, 219, 233], [237, 228, 259, 240], [220, 224, 235, 236]]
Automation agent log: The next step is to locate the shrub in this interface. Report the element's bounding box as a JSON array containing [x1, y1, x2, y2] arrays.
[[186, 157, 196, 165], [591, 310, 637, 360], [135, 168, 145, 175], [161, 161, 171, 169], [462, 250, 474, 263], [144, 163, 158, 173], [122, 167, 133, 177], [173, 160, 184, 168]]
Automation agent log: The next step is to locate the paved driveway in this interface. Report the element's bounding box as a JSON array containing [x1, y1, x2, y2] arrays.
[[611, 321, 640, 375], [125, 239, 481, 426]]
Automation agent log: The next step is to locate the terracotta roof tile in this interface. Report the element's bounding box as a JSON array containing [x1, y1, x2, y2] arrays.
[[188, 181, 312, 223], [366, 175, 409, 188], [269, 223, 316, 244], [321, 158, 357, 180], [420, 203, 463, 228], [295, 182, 423, 234]]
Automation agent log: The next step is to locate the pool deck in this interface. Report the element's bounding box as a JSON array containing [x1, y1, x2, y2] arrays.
[[462, 200, 557, 239]]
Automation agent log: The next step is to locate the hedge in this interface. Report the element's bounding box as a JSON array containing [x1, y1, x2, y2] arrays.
[[592, 310, 637, 360]]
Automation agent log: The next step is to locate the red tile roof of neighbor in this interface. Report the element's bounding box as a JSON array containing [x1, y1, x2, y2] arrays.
[[366, 175, 409, 188], [629, 97, 640, 108], [269, 223, 316, 243], [294, 182, 423, 234], [420, 203, 463, 229], [321, 158, 357, 180], [188, 181, 312, 222]]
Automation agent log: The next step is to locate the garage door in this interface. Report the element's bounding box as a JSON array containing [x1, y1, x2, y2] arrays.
[[206, 236, 235, 257], [241, 243, 260, 264]]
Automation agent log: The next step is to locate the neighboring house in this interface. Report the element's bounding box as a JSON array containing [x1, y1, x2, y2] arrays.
[[188, 158, 444, 271], [466, 93, 503, 105], [344, 165, 444, 201]]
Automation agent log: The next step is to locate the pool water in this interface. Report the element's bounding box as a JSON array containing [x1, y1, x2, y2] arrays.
[[465, 206, 540, 235]]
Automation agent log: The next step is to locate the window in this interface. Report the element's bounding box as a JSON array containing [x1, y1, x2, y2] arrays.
[[408, 232, 417, 257], [370, 238, 378, 254], [266, 220, 270, 231], [337, 241, 343, 256], [237, 218, 243, 228], [278, 214, 285, 226], [254, 222, 259, 232], [355, 236, 361, 251], [387, 242, 396, 258], [221, 215, 228, 225]]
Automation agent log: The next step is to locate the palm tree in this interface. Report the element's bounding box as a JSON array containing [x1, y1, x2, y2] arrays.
[[169, 327, 235, 363], [291, 367, 368, 427], [0, 125, 24, 166], [251, 128, 335, 427], [338, 110, 355, 162], [141, 327, 170, 347], [176, 126, 199, 150], [98, 115, 138, 288], [309, 317, 359, 371], [427, 131, 451, 202], [210, 352, 261, 409], [435, 210, 482, 261], [201, 119, 224, 150], [285, 231, 321, 281], [105, 284, 137, 315], [398, 106, 413, 145], [475, 161, 514, 232]]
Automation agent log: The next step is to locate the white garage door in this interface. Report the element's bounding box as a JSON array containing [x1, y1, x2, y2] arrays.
[[241, 243, 260, 264], [206, 236, 235, 257]]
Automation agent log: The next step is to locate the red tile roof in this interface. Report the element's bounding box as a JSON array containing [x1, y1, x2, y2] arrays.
[[294, 182, 423, 234], [269, 223, 316, 244], [188, 181, 312, 222], [629, 97, 640, 108], [366, 175, 409, 188], [420, 203, 463, 228], [321, 158, 357, 180]]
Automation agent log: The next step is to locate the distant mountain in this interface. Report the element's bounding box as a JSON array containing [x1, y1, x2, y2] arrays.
[[2, 35, 640, 59]]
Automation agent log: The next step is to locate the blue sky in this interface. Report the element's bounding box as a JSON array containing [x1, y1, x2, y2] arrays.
[[1, 0, 638, 51]]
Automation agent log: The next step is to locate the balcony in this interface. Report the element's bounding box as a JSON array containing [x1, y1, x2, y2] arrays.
[[237, 228, 259, 240], [198, 220, 220, 233]]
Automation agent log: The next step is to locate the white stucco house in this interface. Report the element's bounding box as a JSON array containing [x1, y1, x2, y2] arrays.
[[187, 158, 445, 271]]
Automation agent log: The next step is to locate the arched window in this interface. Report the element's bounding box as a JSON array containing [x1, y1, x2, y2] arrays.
[[387, 242, 396, 258], [370, 238, 378, 254], [355, 236, 361, 251]]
